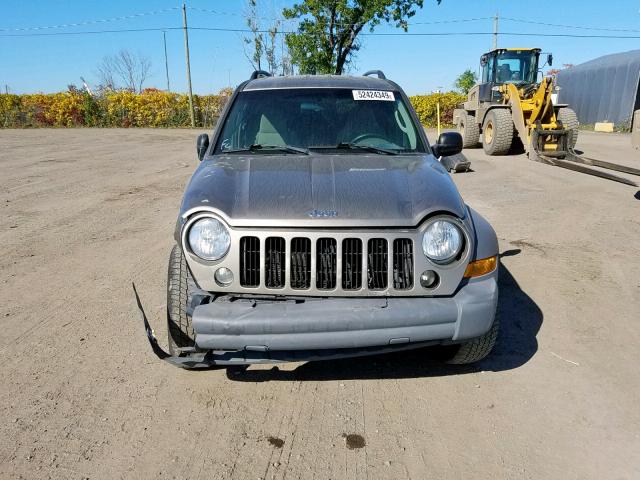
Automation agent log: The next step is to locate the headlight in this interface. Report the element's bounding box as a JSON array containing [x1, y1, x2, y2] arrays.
[[188, 217, 230, 261], [422, 220, 463, 263]]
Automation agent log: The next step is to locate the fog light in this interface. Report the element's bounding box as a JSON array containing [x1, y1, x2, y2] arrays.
[[420, 270, 439, 289], [214, 267, 233, 286]]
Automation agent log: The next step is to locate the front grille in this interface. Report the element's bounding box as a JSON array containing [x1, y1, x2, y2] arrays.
[[393, 239, 414, 290], [265, 237, 285, 288], [342, 238, 363, 290], [290, 237, 311, 289], [237, 234, 414, 292], [367, 238, 388, 290], [316, 238, 337, 290], [239, 236, 260, 287]]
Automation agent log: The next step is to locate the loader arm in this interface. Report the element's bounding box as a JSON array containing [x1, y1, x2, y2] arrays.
[[503, 78, 560, 153]]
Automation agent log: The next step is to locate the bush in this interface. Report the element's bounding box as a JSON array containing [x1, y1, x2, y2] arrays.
[[0, 90, 229, 128], [1, 89, 460, 129], [409, 92, 466, 128]]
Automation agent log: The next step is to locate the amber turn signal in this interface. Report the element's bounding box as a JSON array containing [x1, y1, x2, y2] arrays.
[[463, 256, 497, 278]]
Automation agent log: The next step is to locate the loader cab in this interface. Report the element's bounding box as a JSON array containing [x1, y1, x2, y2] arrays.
[[478, 48, 542, 102]]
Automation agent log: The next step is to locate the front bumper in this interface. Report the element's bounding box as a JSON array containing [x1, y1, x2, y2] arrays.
[[194, 269, 497, 353], [135, 269, 497, 369]]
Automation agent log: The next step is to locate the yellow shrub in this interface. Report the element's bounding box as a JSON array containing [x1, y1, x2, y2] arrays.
[[0, 89, 464, 129], [22, 92, 85, 126], [409, 92, 465, 128], [0, 94, 22, 127]]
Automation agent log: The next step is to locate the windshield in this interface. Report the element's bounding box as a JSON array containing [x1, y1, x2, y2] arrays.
[[215, 88, 425, 153], [494, 50, 539, 84]]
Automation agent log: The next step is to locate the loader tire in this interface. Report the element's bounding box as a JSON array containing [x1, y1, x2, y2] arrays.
[[167, 244, 197, 355], [456, 111, 480, 148], [482, 109, 513, 156], [556, 107, 579, 149], [445, 316, 500, 365]]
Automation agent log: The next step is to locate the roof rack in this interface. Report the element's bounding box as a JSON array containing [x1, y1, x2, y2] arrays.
[[250, 70, 272, 80], [362, 70, 387, 80]]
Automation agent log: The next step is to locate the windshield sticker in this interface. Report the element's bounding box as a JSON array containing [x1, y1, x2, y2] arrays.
[[352, 90, 395, 101]]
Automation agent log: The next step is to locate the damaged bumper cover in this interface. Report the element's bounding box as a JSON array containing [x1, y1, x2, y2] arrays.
[[135, 271, 497, 369]]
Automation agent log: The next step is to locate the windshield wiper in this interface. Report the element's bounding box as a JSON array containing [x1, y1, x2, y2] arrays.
[[223, 144, 309, 155], [334, 142, 398, 155]]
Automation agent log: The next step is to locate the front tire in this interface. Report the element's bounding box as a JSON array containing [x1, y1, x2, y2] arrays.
[[556, 107, 579, 149], [445, 317, 500, 364], [482, 109, 513, 156], [167, 245, 197, 355], [457, 111, 480, 148]]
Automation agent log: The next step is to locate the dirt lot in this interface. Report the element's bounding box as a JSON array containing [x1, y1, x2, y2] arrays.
[[1, 128, 638, 480]]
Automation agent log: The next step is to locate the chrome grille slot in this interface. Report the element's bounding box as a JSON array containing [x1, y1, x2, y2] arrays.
[[265, 237, 285, 288], [316, 238, 337, 290], [393, 238, 414, 290], [290, 237, 311, 289], [239, 236, 260, 287], [367, 238, 388, 290], [342, 238, 363, 290]]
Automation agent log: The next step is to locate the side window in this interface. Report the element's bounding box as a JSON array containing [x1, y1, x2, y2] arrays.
[[482, 58, 494, 83]]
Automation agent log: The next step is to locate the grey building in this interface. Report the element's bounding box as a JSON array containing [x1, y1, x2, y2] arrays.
[[556, 49, 640, 128]]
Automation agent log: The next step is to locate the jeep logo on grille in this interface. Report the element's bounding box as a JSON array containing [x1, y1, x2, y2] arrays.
[[306, 209, 338, 218]]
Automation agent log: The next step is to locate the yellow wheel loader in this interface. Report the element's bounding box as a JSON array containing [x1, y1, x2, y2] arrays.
[[453, 48, 639, 186]]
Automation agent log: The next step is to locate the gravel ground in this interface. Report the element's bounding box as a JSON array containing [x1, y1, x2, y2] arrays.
[[0, 128, 638, 479]]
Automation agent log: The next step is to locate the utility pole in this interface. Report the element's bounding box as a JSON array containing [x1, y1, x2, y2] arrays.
[[182, 3, 195, 127], [435, 87, 443, 137], [492, 13, 499, 50], [163, 31, 171, 92]]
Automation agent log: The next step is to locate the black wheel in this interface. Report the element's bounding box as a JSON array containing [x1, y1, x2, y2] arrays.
[[444, 317, 500, 365], [457, 111, 480, 148], [482, 109, 513, 156], [167, 244, 197, 355], [556, 107, 579, 149]]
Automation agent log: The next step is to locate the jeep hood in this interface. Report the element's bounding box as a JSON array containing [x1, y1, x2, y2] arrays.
[[179, 154, 466, 228]]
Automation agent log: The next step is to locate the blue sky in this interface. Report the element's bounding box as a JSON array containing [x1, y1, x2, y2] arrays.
[[1, 0, 639, 96]]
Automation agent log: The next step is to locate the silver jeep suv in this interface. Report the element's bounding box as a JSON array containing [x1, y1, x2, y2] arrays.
[[141, 70, 499, 368]]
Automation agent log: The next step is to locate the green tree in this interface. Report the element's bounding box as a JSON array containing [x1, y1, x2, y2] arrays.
[[283, 0, 440, 75], [454, 69, 477, 94]]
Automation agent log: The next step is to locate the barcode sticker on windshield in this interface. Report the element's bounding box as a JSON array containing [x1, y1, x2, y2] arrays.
[[352, 90, 395, 101]]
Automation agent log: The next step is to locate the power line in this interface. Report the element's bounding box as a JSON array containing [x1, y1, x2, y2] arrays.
[[0, 8, 493, 34], [3, 8, 639, 36], [187, 6, 295, 24], [0, 27, 182, 37], [0, 7, 179, 32], [189, 6, 492, 27], [2, 26, 640, 40], [358, 31, 640, 38], [501, 17, 640, 33]]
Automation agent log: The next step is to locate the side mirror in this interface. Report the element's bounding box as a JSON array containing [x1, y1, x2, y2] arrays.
[[196, 133, 210, 161], [432, 132, 463, 158], [547, 53, 553, 66]]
